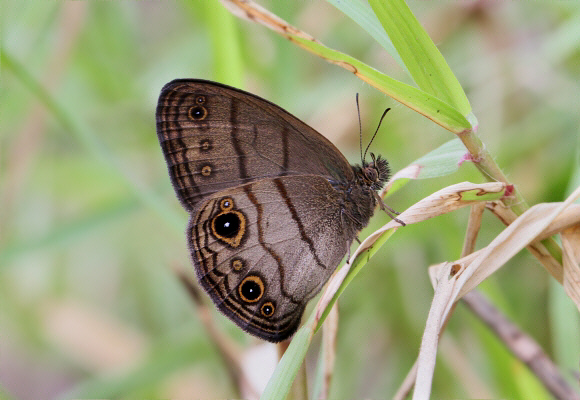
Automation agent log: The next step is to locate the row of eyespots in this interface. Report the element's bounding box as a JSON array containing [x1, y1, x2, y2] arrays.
[[216, 197, 276, 319]]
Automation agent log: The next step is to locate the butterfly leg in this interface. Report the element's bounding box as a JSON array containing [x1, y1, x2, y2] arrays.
[[373, 192, 406, 226]]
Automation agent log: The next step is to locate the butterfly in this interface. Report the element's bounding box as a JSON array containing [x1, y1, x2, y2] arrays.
[[156, 79, 399, 342]]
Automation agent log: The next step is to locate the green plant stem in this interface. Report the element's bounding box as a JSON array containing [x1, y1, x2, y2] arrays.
[[459, 130, 563, 264]]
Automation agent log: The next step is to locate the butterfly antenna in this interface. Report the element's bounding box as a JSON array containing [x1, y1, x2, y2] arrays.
[[356, 93, 363, 164], [363, 107, 391, 162]]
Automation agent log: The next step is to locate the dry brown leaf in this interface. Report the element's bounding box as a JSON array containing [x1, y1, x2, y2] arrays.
[[459, 193, 580, 299], [316, 182, 507, 323], [416, 186, 580, 399], [486, 202, 580, 282], [562, 225, 580, 310], [321, 304, 339, 399], [414, 262, 457, 400], [355, 181, 506, 258], [221, 0, 314, 40]]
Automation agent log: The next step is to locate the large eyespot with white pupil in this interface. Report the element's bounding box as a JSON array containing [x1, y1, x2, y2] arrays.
[[239, 276, 264, 303], [261, 302, 275, 317], [211, 209, 246, 247], [188, 105, 207, 121]]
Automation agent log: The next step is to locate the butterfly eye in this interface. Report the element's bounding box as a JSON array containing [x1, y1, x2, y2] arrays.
[[239, 276, 264, 303], [188, 105, 207, 121], [261, 302, 275, 317], [364, 167, 378, 182]]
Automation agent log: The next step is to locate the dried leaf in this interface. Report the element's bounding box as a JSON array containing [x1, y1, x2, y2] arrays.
[[562, 225, 580, 310], [416, 186, 580, 399], [317, 181, 507, 324]]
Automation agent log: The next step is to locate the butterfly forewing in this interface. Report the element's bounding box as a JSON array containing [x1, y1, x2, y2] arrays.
[[156, 79, 354, 212]]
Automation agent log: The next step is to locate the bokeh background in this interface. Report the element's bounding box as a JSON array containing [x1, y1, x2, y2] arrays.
[[2, 1, 579, 399]]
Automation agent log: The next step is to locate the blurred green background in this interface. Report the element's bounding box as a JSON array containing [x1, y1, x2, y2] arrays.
[[1, 1, 579, 399]]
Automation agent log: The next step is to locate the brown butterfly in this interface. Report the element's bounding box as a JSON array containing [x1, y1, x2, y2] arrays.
[[156, 79, 399, 342]]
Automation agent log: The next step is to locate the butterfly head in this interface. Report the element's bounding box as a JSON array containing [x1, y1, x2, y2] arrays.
[[361, 152, 390, 191]]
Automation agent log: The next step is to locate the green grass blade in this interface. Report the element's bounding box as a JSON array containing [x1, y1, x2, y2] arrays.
[[314, 229, 395, 332], [384, 138, 468, 196], [410, 138, 469, 179], [310, 342, 326, 400], [260, 316, 316, 400], [201, 0, 244, 86], [368, 0, 471, 116], [262, 228, 397, 400], [327, 0, 408, 73], [290, 36, 471, 133]]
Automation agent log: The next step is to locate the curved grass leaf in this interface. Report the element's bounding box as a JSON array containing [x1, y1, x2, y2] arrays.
[[290, 36, 471, 133], [383, 138, 468, 197], [368, 0, 471, 117], [327, 0, 408, 74]]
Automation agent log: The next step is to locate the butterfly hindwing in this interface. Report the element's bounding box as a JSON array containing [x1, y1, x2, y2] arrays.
[[188, 175, 353, 342]]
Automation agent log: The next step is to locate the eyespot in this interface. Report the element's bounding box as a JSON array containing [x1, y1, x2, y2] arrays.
[[261, 302, 275, 317], [188, 105, 207, 121], [200, 139, 212, 152], [231, 258, 244, 272], [195, 95, 206, 104], [214, 212, 240, 238], [211, 210, 246, 248], [201, 165, 212, 176], [220, 198, 234, 211], [239, 276, 264, 303]]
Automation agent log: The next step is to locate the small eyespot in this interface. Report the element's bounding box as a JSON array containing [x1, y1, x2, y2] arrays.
[[195, 95, 206, 104], [220, 198, 234, 211], [201, 165, 212, 176], [232, 258, 244, 272], [188, 106, 207, 120], [239, 276, 264, 303], [261, 302, 275, 317], [200, 139, 212, 152]]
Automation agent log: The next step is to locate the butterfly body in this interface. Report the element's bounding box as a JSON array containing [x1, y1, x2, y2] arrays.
[[156, 79, 389, 342]]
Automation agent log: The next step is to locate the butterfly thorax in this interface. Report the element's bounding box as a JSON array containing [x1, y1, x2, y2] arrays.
[[333, 154, 390, 233]]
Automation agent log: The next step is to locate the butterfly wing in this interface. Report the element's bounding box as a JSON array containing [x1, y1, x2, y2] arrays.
[[156, 79, 354, 212], [189, 175, 354, 342]]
